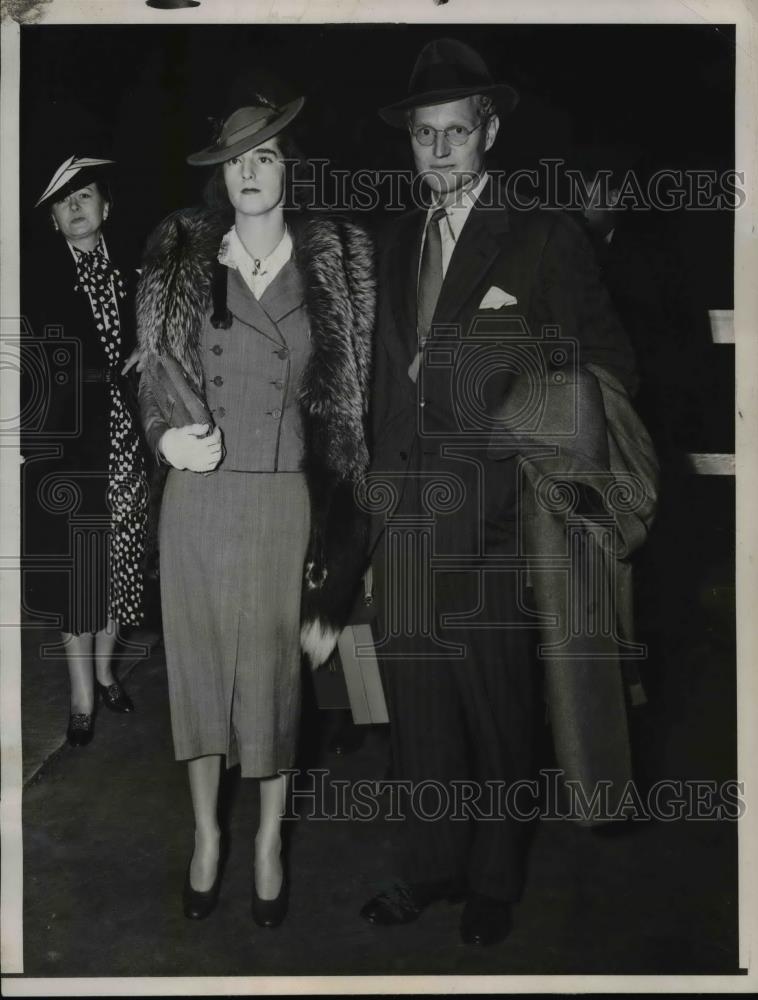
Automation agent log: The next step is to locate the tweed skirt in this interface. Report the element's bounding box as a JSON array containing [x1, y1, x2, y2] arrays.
[[159, 468, 310, 778]]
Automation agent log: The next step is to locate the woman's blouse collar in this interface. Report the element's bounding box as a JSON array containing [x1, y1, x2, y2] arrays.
[[218, 225, 293, 300]]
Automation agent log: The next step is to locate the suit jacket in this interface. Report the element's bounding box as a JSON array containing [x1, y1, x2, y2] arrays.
[[139, 262, 311, 472], [369, 176, 639, 555]]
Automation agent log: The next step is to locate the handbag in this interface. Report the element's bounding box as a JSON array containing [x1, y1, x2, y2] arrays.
[[311, 566, 389, 724], [334, 566, 389, 725]]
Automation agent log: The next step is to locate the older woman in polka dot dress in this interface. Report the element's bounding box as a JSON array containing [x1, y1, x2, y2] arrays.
[[24, 155, 150, 747]]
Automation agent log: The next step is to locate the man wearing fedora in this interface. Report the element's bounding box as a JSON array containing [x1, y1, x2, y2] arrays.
[[362, 38, 639, 945]]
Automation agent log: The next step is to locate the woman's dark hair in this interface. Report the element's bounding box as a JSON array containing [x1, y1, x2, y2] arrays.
[[202, 93, 310, 216]]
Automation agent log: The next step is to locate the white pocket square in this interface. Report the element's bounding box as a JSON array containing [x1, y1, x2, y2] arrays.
[[479, 286, 518, 309]]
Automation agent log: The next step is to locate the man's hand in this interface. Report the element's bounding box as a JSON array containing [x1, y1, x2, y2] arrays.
[[121, 348, 146, 376], [159, 424, 223, 473]]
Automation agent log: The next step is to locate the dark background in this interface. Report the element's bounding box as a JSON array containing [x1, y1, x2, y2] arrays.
[[20, 22, 736, 301], [20, 22, 737, 452]]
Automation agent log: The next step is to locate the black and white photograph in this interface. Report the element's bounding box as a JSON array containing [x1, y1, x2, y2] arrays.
[[1, 0, 756, 993]]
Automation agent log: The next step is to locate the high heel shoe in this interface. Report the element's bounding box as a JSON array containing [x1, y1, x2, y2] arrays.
[[66, 712, 94, 747], [96, 679, 135, 713], [183, 853, 223, 920], [252, 866, 288, 928]]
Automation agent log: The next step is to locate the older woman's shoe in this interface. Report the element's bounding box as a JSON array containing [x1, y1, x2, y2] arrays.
[[252, 873, 288, 928], [96, 679, 135, 713], [66, 713, 94, 747]]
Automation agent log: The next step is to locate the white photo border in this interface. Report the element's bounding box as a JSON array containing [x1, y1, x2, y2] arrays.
[[1, 0, 756, 994]]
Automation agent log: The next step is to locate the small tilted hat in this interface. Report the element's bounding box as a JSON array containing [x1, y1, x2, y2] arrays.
[[35, 154, 114, 208], [187, 97, 304, 166]]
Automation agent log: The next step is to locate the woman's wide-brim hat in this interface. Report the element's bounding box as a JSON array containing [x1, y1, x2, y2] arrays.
[[187, 97, 305, 166], [35, 154, 114, 208], [379, 38, 519, 127]]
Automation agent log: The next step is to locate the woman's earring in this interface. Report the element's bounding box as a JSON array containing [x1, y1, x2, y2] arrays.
[[51, 218, 59, 232]]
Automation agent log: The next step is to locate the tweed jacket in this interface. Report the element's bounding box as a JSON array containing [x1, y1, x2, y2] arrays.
[[136, 207, 376, 667]]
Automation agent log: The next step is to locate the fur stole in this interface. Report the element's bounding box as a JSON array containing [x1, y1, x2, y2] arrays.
[[136, 207, 376, 667]]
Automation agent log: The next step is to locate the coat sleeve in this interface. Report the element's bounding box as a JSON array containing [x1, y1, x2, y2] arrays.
[[533, 212, 639, 397], [134, 206, 222, 462], [138, 363, 170, 463]]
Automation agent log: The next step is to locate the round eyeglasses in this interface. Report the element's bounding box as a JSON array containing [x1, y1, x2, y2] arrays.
[[409, 122, 484, 147]]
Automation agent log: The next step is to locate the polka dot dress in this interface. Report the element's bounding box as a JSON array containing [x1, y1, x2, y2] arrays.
[[73, 239, 148, 626]]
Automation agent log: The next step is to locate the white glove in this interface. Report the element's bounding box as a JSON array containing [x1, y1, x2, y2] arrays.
[[159, 424, 223, 473]]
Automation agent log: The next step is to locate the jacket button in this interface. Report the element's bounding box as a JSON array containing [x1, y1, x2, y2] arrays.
[[212, 375, 224, 386], [271, 408, 282, 418], [400, 451, 408, 461], [276, 347, 289, 359], [211, 345, 223, 356], [217, 406, 226, 417]]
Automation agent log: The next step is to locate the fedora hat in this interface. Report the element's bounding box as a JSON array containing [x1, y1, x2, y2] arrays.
[[187, 97, 304, 166], [379, 38, 519, 127]]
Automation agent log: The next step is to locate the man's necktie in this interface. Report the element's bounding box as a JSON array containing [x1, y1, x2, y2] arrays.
[[409, 206, 447, 383]]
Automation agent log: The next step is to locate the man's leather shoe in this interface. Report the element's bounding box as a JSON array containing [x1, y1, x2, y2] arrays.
[[66, 712, 94, 747], [460, 893, 512, 946], [360, 879, 462, 926], [96, 680, 135, 713]]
